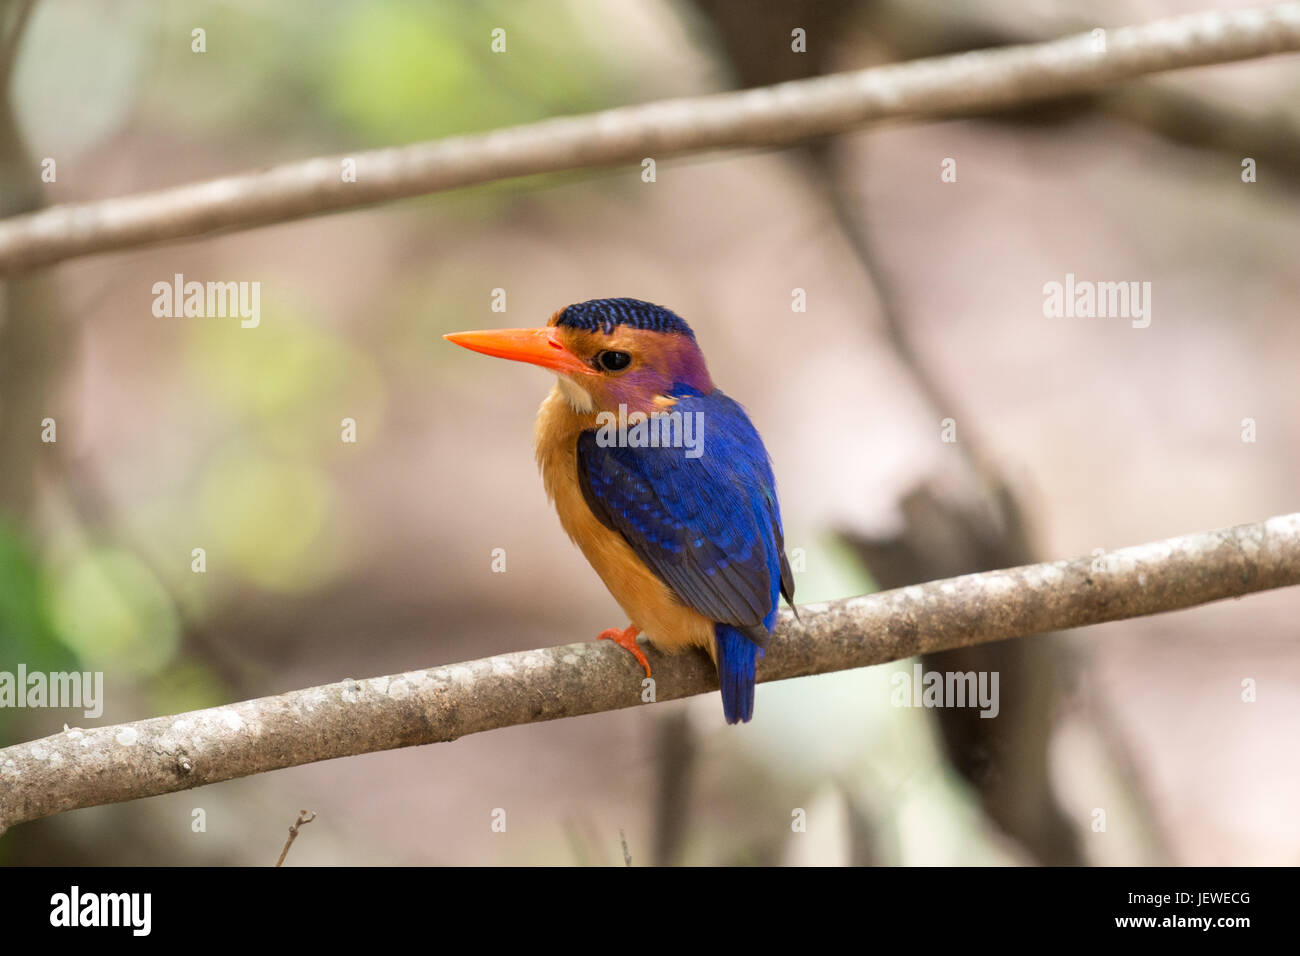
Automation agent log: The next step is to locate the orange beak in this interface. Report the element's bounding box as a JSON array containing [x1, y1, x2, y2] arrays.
[[443, 327, 597, 377]]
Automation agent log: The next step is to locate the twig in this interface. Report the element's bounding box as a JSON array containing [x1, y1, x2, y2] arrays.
[[0, 4, 1297, 274], [274, 810, 316, 867], [1, 513, 1297, 835]]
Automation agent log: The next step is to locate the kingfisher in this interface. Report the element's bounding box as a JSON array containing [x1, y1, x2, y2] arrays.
[[445, 298, 794, 723]]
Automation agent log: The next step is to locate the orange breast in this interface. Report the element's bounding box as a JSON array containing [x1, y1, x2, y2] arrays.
[[534, 384, 715, 656]]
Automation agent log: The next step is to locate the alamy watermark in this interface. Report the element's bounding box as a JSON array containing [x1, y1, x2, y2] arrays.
[[1043, 272, 1151, 328], [50, 886, 150, 936], [891, 663, 999, 718], [0, 666, 103, 718], [595, 404, 704, 459], [152, 273, 260, 328]]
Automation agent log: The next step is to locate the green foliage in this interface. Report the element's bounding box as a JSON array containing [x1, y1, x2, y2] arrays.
[[148, 659, 229, 719], [181, 298, 366, 593], [0, 520, 75, 679], [197, 451, 343, 593], [187, 299, 386, 458], [47, 548, 181, 678], [142, 0, 623, 149], [322, 1, 609, 145]]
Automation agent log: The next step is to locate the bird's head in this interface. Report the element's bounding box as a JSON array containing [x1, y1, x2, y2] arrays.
[[444, 298, 714, 415]]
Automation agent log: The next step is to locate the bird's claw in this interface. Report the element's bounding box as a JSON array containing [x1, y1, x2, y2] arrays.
[[598, 625, 651, 678]]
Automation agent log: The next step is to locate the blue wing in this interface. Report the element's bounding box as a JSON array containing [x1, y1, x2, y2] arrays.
[[576, 388, 793, 646]]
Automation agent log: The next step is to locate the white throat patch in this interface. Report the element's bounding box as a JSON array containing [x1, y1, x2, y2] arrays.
[[556, 375, 594, 413]]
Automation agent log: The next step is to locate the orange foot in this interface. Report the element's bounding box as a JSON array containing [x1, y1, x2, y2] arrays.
[[598, 625, 651, 677]]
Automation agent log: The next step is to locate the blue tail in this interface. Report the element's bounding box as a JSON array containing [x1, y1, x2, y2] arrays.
[[715, 625, 763, 724]]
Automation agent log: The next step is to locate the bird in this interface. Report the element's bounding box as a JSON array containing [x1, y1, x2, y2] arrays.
[[444, 298, 794, 723]]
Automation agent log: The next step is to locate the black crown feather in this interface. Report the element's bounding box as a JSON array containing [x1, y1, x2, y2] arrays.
[[556, 298, 695, 339]]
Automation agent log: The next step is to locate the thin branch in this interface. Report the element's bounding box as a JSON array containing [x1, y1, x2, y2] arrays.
[[1, 4, 1299, 274], [1, 513, 1297, 834], [274, 809, 316, 867]]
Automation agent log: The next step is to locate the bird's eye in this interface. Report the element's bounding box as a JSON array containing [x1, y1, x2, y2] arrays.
[[596, 350, 632, 372]]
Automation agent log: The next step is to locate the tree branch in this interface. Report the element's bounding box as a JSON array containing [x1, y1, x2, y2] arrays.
[[1, 4, 1298, 274], [1, 513, 1297, 834]]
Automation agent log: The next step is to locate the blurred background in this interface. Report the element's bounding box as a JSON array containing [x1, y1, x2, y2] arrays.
[[1, 0, 1298, 865]]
